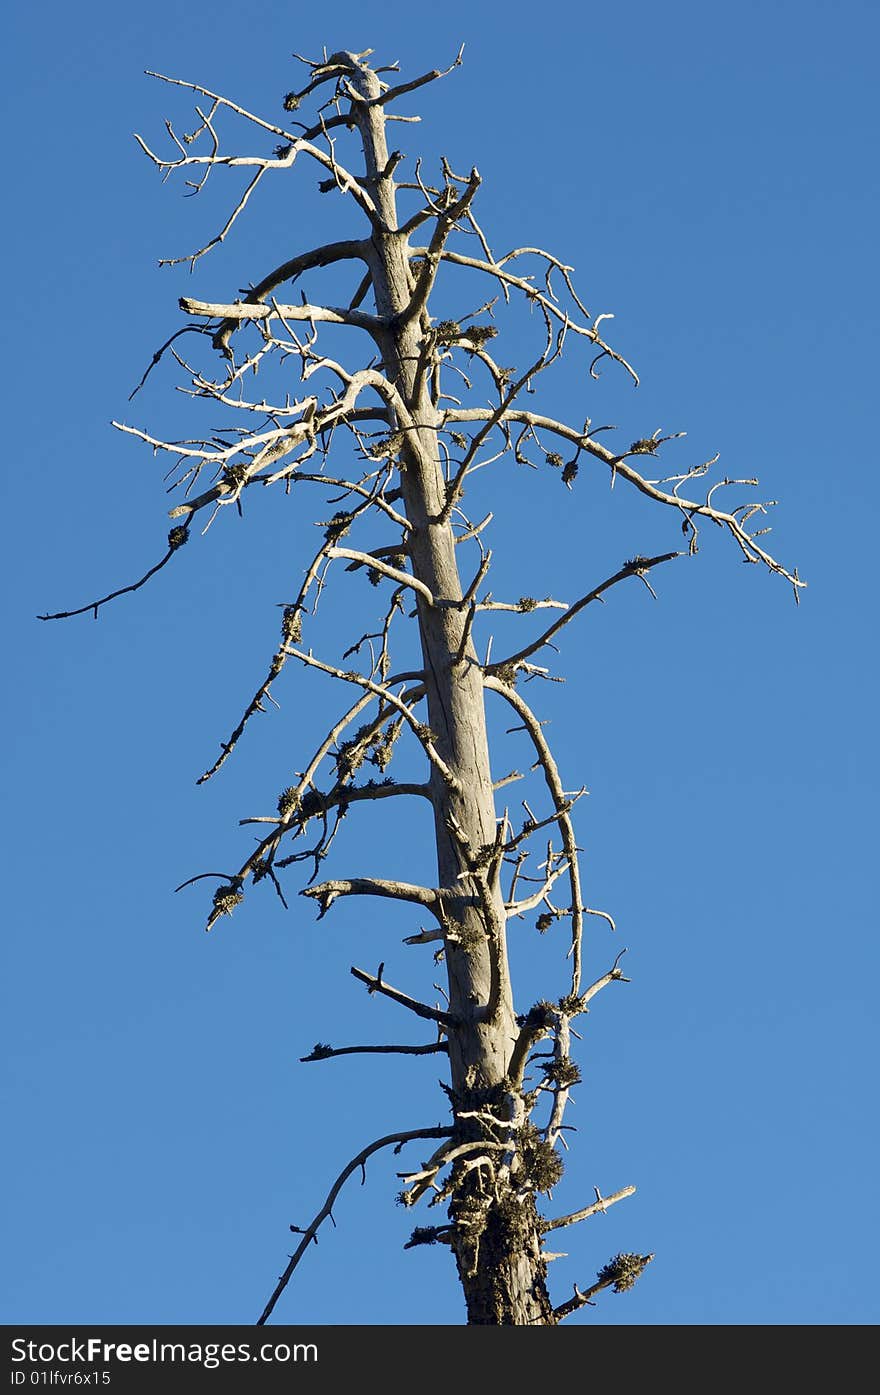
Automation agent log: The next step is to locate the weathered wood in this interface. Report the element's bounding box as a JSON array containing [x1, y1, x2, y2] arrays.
[[347, 55, 553, 1324]]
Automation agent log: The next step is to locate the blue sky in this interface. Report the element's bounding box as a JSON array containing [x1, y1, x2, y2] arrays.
[[3, 0, 878, 1327]]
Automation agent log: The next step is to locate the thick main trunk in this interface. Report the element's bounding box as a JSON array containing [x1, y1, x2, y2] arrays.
[[347, 58, 554, 1325]]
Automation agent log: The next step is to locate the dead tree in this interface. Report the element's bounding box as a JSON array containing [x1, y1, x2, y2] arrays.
[[41, 47, 802, 1325]]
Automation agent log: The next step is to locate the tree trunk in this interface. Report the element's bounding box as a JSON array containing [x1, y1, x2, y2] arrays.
[[348, 57, 555, 1325]]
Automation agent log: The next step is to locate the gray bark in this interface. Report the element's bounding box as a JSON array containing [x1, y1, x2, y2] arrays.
[[347, 58, 553, 1325]]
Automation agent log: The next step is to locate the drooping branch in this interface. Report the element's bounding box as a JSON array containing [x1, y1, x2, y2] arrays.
[[129, 324, 210, 400], [484, 675, 585, 995], [325, 546, 435, 606], [256, 1125, 453, 1325], [447, 407, 804, 593], [409, 245, 640, 381], [38, 527, 189, 621]]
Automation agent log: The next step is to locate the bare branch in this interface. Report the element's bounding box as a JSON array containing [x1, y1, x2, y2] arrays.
[[178, 294, 383, 335], [350, 965, 456, 1028], [504, 858, 571, 916], [206, 239, 369, 355], [190, 677, 429, 922], [507, 1003, 555, 1089], [543, 1011, 576, 1145], [402, 926, 446, 946], [240, 782, 432, 832], [303, 878, 441, 918], [370, 46, 465, 107], [553, 1253, 654, 1321], [325, 477, 411, 527], [129, 325, 209, 400], [283, 647, 459, 789], [300, 1041, 447, 1062], [583, 948, 631, 1006], [256, 1125, 453, 1324], [144, 68, 300, 140], [542, 1185, 637, 1234], [325, 546, 436, 606], [38, 530, 188, 621], [400, 168, 483, 329], [485, 676, 585, 994], [476, 597, 568, 614], [441, 304, 567, 517], [411, 246, 640, 383], [398, 1137, 508, 1207], [140, 70, 381, 226], [487, 553, 682, 674], [447, 406, 804, 591]]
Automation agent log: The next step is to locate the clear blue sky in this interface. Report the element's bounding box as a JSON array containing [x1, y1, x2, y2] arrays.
[[3, 0, 877, 1327]]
